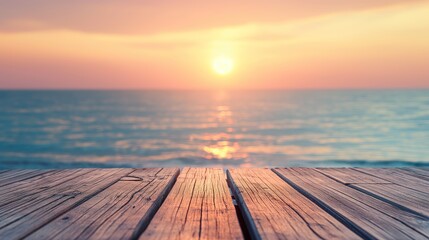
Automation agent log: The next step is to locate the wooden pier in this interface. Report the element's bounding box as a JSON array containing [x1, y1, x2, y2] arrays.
[[0, 168, 428, 239]]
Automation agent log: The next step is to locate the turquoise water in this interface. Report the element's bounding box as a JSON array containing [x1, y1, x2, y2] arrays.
[[0, 90, 428, 169]]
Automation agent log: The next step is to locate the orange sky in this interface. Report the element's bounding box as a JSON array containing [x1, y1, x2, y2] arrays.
[[0, 0, 428, 89]]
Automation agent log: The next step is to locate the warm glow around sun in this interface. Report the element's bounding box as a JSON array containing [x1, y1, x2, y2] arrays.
[[0, 1, 428, 89], [212, 56, 234, 75]]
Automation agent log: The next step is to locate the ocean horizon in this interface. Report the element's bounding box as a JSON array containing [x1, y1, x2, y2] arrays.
[[1, 89, 428, 169]]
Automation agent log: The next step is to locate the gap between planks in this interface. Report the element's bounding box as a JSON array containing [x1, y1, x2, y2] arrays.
[[273, 168, 429, 240], [228, 168, 360, 240], [1, 168, 428, 240], [315, 168, 429, 218], [25, 168, 180, 240]]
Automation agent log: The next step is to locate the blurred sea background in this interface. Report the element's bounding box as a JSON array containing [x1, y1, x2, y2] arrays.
[[0, 90, 428, 169]]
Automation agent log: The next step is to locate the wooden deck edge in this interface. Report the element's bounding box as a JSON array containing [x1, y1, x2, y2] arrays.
[[226, 169, 261, 240], [271, 168, 375, 240], [1, 168, 427, 240]]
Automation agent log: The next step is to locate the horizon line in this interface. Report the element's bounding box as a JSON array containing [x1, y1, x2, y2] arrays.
[[0, 87, 428, 91]]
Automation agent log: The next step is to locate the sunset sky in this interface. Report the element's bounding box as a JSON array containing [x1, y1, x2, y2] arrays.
[[0, 0, 428, 89]]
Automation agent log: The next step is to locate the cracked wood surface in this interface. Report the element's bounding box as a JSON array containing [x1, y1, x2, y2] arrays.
[[402, 168, 429, 181], [0, 169, 53, 188], [140, 168, 243, 240], [0, 168, 428, 240], [27, 168, 179, 240], [0, 168, 133, 239], [317, 168, 429, 217], [274, 168, 429, 240], [355, 168, 429, 193], [227, 168, 359, 240]]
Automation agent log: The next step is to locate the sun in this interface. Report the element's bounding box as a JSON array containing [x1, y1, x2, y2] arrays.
[[212, 56, 234, 75]]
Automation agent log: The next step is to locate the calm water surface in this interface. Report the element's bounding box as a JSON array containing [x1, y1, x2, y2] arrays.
[[0, 90, 428, 168]]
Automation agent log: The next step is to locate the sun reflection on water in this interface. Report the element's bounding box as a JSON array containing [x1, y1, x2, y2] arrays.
[[203, 141, 239, 159], [200, 103, 247, 160]]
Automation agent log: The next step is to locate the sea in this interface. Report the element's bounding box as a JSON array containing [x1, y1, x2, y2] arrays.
[[0, 90, 428, 169]]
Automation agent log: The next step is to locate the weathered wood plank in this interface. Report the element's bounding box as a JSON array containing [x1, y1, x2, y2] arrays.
[[351, 183, 429, 217], [400, 168, 429, 181], [0, 168, 132, 239], [0, 170, 28, 180], [355, 168, 429, 193], [228, 168, 359, 240], [0, 167, 427, 240], [318, 168, 429, 217], [140, 168, 243, 240], [0, 170, 50, 181], [316, 168, 390, 184], [274, 168, 429, 240], [0, 169, 93, 206], [27, 168, 179, 240], [0, 170, 53, 187]]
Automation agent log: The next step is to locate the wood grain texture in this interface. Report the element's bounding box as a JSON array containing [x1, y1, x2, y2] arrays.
[[0, 169, 93, 206], [355, 168, 429, 193], [0, 167, 428, 240], [318, 168, 429, 217], [316, 168, 390, 184], [0, 168, 132, 239], [0, 169, 53, 187], [274, 168, 429, 240], [0, 170, 27, 180], [27, 168, 179, 240], [140, 168, 243, 240], [228, 168, 359, 240], [402, 168, 429, 181]]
